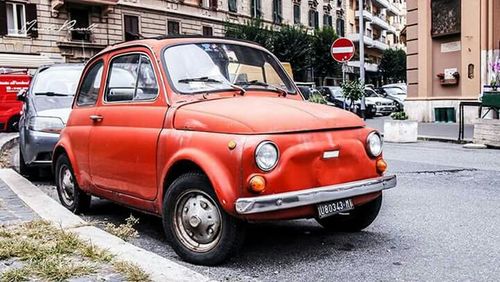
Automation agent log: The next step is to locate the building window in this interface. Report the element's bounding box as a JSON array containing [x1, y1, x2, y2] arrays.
[[168, 21, 180, 35], [293, 4, 300, 25], [308, 10, 319, 29], [124, 15, 139, 41], [272, 0, 282, 24], [69, 8, 91, 41], [201, 0, 218, 10], [336, 18, 345, 36], [251, 0, 262, 18], [228, 0, 237, 12], [202, 26, 213, 36], [6, 3, 26, 36], [323, 14, 333, 27]]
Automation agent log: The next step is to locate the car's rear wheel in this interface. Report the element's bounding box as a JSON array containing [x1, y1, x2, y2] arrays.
[[316, 194, 382, 232], [55, 154, 91, 214], [162, 173, 245, 265]]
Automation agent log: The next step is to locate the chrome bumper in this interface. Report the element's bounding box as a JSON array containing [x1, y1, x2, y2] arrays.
[[235, 175, 397, 215]]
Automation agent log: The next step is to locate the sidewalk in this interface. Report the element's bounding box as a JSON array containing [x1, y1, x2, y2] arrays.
[[0, 137, 213, 282], [365, 117, 474, 142]]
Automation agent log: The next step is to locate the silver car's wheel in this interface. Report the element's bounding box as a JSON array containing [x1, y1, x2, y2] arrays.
[[58, 164, 75, 206], [173, 189, 222, 253]]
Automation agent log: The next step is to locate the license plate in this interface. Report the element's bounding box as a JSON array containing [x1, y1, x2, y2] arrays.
[[317, 198, 354, 219]]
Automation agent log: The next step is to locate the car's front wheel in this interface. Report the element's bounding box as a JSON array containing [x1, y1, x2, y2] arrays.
[[55, 154, 91, 214], [316, 194, 382, 232], [163, 173, 245, 265]]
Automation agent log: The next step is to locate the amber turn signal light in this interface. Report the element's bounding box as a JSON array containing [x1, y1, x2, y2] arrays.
[[376, 159, 388, 174], [248, 175, 266, 193]]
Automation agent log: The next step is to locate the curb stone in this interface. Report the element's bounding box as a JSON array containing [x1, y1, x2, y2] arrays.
[[0, 168, 214, 282]]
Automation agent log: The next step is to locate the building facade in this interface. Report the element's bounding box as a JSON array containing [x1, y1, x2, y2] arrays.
[[406, 0, 500, 123], [0, 0, 350, 70], [344, 0, 406, 84]]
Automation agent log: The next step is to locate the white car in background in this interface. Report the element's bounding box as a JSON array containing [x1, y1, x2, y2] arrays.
[[382, 83, 407, 101], [364, 88, 397, 116]]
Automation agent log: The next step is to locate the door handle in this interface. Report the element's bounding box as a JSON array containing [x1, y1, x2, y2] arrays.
[[89, 115, 103, 122]]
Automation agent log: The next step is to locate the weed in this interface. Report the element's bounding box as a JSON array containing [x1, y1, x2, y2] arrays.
[[104, 215, 139, 241], [113, 261, 151, 282]]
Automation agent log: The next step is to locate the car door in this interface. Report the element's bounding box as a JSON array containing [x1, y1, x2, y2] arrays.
[[68, 60, 105, 187], [89, 51, 166, 201]]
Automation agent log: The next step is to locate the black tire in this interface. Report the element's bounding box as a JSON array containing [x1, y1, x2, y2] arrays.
[[162, 173, 246, 265], [54, 154, 91, 214], [19, 146, 37, 178], [7, 116, 19, 132], [316, 194, 382, 232]]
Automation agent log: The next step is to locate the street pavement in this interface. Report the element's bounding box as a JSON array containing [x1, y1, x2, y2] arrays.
[[2, 133, 499, 281]]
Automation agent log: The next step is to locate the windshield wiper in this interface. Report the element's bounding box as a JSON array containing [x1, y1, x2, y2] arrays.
[[34, 92, 72, 97], [235, 80, 288, 97], [179, 77, 246, 96], [178, 77, 223, 84]]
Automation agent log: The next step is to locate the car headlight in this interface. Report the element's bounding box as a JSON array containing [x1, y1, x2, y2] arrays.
[[366, 131, 383, 158], [255, 141, 279, 171], [376, 102, 381, 106], [28, 117, 65, 133]]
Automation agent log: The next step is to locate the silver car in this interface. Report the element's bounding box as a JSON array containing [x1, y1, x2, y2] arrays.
[[18, 64, 84, 177]]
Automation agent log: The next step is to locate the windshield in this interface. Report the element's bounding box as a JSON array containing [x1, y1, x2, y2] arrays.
[[163, 43, 295, 94], [32, 65, 84, 95], [383, 87, 406, 96], [34, 96, 73, 112]]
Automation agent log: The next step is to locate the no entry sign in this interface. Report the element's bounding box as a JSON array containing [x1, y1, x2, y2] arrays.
[[331, 38, 355, 63]]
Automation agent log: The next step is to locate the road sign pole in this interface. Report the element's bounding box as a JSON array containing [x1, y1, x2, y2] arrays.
[[358, 0, 366, 120], [342, 61, 346, 109]]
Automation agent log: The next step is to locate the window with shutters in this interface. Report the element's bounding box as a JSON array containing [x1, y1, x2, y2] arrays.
[[272, 0, 282, 24], [336, 18, 345, 36], [323, 14, 333, 27], [293, 4, 300, 25], [308, 9, 318, 28], [69, 8, 91, 41], [228, 0, 237, 12], [202, 26, 213, 36], [168, 21, 180, 35], [6, 3, 26, 36], [251, 0, 262, 18], [124, 15, 139, 41]]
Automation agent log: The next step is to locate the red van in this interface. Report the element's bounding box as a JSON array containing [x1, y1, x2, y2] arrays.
[[0, 71, 31, 132]]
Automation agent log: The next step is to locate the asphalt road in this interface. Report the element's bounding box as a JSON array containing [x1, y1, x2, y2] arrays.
[[3, 135, 499, 281]]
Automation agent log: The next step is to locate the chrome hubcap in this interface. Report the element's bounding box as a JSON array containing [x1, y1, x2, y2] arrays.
[[59, 165, 75, 206], [174, 190, 222, 252]]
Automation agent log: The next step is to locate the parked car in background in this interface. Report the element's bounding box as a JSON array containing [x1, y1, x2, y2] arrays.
[[364, 88, 397, 116], [319, 86, 377, 119], [0, 70, 31, 132], [377, 88, 405, 111], [382, 83, 407, 101], [54, 37, 396, 266], [18, 64, 84, 177], [296, 82, 316, 100]]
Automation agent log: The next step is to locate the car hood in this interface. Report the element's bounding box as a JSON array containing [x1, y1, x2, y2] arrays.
[[37, 108, 71, 124], [366, 97, 393, 104], [173, 96, 365, 134]]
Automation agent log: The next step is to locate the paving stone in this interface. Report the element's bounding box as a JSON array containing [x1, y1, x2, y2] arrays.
[[0, 179, 38, 225]]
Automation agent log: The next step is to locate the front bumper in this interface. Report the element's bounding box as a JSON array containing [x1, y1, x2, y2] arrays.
[[23, 130, 60, 166], [235, 175, 396, 214]]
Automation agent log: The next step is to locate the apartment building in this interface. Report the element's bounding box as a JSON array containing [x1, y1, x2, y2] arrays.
[[344, 0, 406, 84], [0, 0, 347, 70]]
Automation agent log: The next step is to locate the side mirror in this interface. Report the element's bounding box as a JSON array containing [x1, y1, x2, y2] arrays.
[[17, 89, 27, 102]]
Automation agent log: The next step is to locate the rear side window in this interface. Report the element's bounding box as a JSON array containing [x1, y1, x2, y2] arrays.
[[76, 61, 103, 106], [105, 53, 158, 102]]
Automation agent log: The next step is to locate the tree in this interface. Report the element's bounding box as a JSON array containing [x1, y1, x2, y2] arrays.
[[270, 25, 313, 81], [341, 79, 364, 110], [378, 48, 407, 83], [311, 27, 341, 84], [224, 19, 273, 50]]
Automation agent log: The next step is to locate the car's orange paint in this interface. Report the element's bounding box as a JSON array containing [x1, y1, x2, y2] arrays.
[[55, 37, 385, 221]]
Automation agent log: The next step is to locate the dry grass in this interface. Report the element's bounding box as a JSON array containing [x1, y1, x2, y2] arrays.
[[0, 220, 150, 282], [104, 215, 140, 241], [113, 261, 151, 282]]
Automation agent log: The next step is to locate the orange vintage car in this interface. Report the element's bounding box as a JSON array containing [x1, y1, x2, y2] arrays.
[[53, 36, 396, 265]]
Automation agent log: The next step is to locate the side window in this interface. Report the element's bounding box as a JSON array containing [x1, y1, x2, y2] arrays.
[[105, 53, 158, 102], [76, 61, 103, 106]]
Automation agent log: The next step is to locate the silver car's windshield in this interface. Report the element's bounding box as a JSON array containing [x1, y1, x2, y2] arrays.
[[163, 43, 295, 94], [32, 65, 84, 96]]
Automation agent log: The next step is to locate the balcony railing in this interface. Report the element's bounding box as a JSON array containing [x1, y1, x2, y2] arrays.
[[372, 15, 391, 30], [371, 39, 389, 51], [347, 33, 374, 46], [355, 10, 373, 22]]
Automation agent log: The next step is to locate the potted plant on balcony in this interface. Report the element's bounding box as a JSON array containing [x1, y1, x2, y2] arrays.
[[383, 111, 418, 143], [482, 59, 500, 108]]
